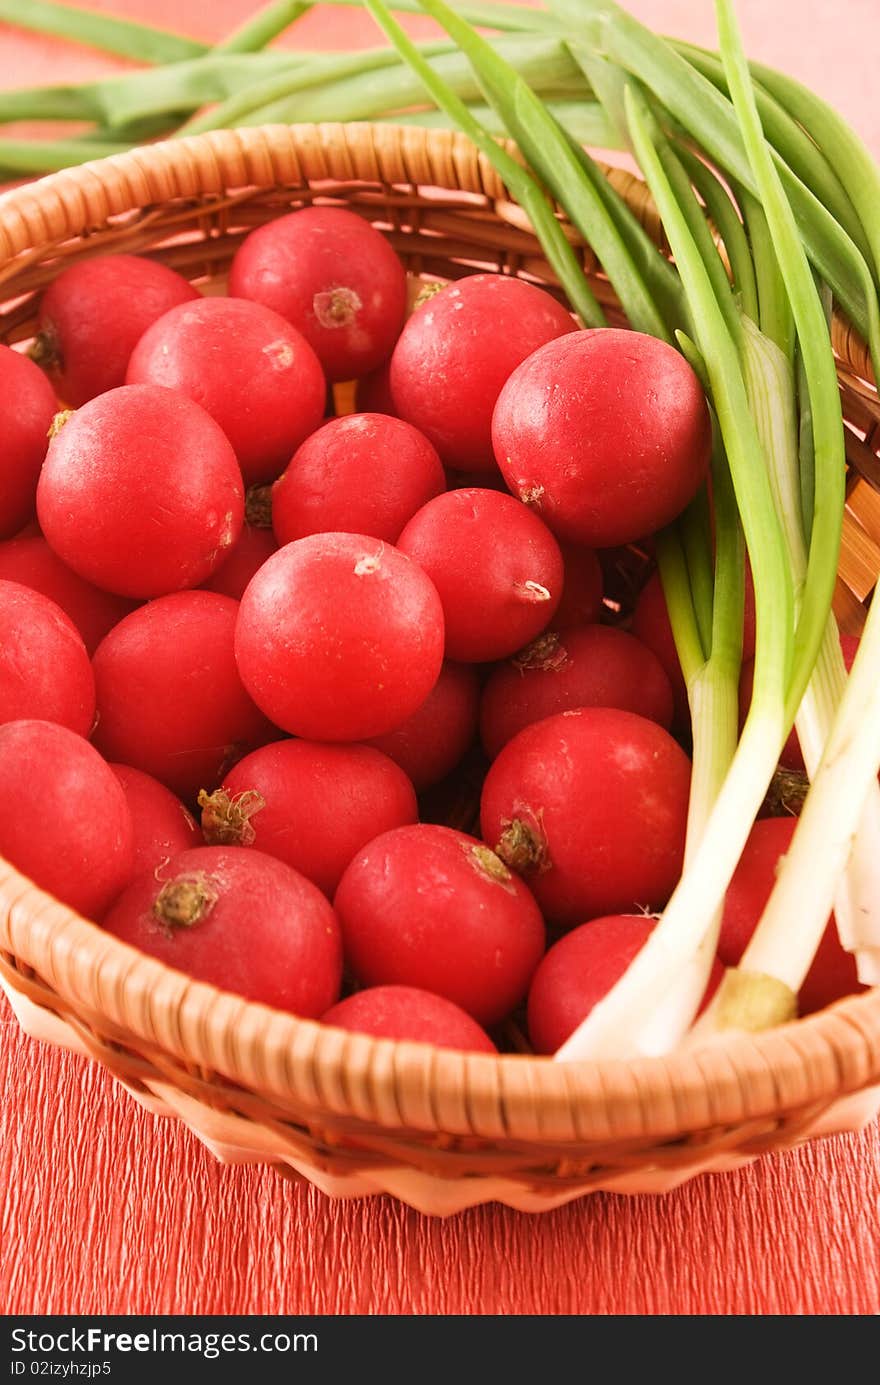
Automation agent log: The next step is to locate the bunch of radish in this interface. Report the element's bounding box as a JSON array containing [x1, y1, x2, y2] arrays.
[[0, 207, 865, 1058]]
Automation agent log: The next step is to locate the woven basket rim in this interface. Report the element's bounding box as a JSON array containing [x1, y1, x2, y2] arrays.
[[1, 121, 879, 1149]]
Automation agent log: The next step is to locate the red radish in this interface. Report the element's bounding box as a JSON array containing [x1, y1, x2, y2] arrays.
[[111, 763, 201, 880], [0, 344, 58, 540], [202, 521, 277, 601], [0, 534, 135, 655], [527, 915, 724, 1054], [481, 707, 691, 926], [389, 274, 575, 471], [553, 541, 604, 629], [103, 845, 342, 1017], [235, 533, 445, 741], [200, 738, 417, 897], [272, 413, 445, 545], [32, 253, 198, 406], [322, 986, 497, 1053], [397, 489, 563, 662], [126, 296, 326, 486], [721, 816, 864, 1015], [479, 625, 675, 759], [492, 329, 712, 546], [354, 360, 395, 415], [365, 660, 480, 791], [631, 571, 689, 729], [229, 207, 407, 382], [334, 824, 545, 1026], [0, 719, 133, 919], [92, 592, 273, 803], [37, 385, 244, 599], [739, 633, 860, 773], [0, 580, 95, 736]]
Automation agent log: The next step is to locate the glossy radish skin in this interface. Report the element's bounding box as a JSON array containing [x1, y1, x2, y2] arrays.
[[365, 661, 480, 791], [103, 845, 343, 1017], [492, 329, 712, 546], [334, 824, 545, 1026], [126, 297, 326, 486], [390, 274, 575, 471], [527, 915, 723, 1054], [235, 533, 445, 741], [0, 719, 133, 919], [111, 763, 201, 882], [553, 542, 604, 629], [200, 738, 418, 897], [397, 489, 563, 663], [202, 522, 277, 601], [0, 580, 95, 736], [37, 385, 244, 599], [480, 625, 675, 759], [0, 344, 58, 540], [272, 413, 445, 546], [0, 535, 136, 655], [721, 816, 864, 1015], [92, 592, 273, 803], [33, 253, 198, 406], [229, 207, 407, 382], [322, 985, 497, 1053], [480, 707, 691, 927]]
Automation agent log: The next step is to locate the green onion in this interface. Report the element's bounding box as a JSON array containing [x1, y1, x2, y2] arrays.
[[0, 0, 206, 64], [411, 0, 670, 342], [715, 0, 844, 727], [653, 528, 705, 690], [549, 0, 880, 372], [560, 129, 686, 335], [673, 144, 759, 323], [363, 0, 606, 330], [0, 54, 293, 128], [214, 1, 311, 54], [699, 583, 880, 1031], [749, 61, 880, 297], [558, 80, 793, 1059], [237, 35, 586, 128], [325, 0, 567, 30], [382, 99, 620, 149], [741, 319, 880, 983], [672, 40, 871, 268], [739, 191, 795, 359], [0, 136, 130, 175], [679, 487, 715, 659], [177, 42, 455, 135]]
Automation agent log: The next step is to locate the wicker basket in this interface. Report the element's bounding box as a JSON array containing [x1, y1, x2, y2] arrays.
[[2, 122, 880, 1215]]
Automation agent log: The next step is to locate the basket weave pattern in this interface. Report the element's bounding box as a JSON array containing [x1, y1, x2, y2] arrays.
[[2, 123, 880, 1212]]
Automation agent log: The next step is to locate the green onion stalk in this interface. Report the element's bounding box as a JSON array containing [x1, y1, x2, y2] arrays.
[[558, 0, 880, 1053], [557, 76, 796, 1058], [4, 0, 880, 1035], [695, 577, 880, 1036]]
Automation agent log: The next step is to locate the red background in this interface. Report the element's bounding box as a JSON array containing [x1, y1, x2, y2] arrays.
[[2, 1, 879, 1316]]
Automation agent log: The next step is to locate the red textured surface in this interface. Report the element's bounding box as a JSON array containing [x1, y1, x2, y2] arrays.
[[2, 0, 880, 1317]]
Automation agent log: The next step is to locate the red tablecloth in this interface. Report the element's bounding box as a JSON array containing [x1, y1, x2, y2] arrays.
[[2, 0, 879, 1317]]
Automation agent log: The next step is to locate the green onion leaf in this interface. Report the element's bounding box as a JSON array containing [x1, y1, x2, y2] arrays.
[[363, 0, 606, 329]]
